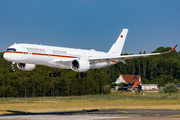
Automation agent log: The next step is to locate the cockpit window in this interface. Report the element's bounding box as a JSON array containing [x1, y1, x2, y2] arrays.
[[7, 48, 16, 52]]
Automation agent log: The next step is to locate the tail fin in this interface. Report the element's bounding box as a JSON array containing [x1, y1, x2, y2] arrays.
[[108, 29, 128, 55]]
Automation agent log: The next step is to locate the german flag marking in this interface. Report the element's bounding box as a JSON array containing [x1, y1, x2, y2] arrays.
[[169, 44, 178, 52]]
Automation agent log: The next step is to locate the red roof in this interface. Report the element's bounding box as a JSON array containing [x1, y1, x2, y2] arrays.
[[120, 74, 140, 83], [132, 81, 141, 88]]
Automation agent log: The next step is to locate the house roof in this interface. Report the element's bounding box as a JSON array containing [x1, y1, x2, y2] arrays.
[[132, 81, 141, 88], [120, 74, 140, 83]]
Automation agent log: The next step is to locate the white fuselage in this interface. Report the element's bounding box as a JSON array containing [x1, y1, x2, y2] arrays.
[[3, 43, 117, 70]]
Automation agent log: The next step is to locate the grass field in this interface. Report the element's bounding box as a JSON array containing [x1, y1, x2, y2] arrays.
[[0, 92, 180, 115]]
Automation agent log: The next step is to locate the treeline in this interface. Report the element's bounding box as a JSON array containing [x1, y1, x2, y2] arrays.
[[0, 46, 180, 97], [111, 47, 180, 86]]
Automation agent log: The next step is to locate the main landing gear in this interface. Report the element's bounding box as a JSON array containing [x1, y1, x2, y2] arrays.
[[10, 62, 15, 72], [49, 68, 61, 77], [48, 68, 88, 78], [76, 72, 88, 78]]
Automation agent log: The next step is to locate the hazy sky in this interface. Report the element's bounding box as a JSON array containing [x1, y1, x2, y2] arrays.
[[0, 0, 180, 54]]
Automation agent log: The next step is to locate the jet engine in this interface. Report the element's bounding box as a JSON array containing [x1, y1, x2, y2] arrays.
[[70, 59, 90, 72], [17, 63, 36, 71]]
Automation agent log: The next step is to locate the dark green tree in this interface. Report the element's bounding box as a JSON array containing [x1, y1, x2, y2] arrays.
[[162, 83, 179, 95]]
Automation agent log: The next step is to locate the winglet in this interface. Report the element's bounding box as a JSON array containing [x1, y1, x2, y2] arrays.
[[169, 44, 178, 52]]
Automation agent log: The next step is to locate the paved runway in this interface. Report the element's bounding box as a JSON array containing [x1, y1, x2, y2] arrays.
[[0, 115, 180, 120], [87, 109, 180, 117], [0, 109, 179, 120], [0, 115, 132, 120]]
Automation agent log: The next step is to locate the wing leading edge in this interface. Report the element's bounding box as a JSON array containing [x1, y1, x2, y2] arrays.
[[89, 44, 178, 64]]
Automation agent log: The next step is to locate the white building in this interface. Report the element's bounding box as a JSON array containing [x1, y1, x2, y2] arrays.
[[141, 84, 158, 91], [115, 74, 141, 91], [115, 74, 158, 91], [115, 74, 141, 84]]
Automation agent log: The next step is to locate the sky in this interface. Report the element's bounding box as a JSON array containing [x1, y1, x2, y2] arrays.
[[0, 0, 180, 54]]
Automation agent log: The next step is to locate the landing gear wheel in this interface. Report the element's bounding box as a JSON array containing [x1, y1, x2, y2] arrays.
[[76, 73, 80, 78], [54, 73, 57, 77], [10, 68, 15, 72], [80, 73, 84, 78], [84, 73, 88, 77], [57, 72, 61, 76], [49, 73, 53, 77]]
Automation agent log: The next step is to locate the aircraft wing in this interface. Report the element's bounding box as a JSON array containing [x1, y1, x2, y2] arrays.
[[89, 45, 178, 63], [53, 45, 177, 65]]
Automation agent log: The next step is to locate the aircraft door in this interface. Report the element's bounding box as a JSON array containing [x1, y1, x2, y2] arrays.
[[22, 47, 27, 55], [47, 49, 52, 56], [27, 48, 32, 55]]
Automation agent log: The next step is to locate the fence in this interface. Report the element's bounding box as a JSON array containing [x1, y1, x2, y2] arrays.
[[0, 93, 180, 103]]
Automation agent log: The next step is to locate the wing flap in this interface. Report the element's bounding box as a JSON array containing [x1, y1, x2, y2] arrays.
[[53, 59, 72, 66]]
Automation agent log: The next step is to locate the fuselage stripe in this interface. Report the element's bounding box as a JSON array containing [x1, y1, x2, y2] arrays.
[[5, 51, 77, 59]]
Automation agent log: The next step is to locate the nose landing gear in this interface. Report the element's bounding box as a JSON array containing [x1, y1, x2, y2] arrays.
[[10, 62, 15, 72]]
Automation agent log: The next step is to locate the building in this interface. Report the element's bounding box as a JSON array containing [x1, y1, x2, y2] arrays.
[[115, 74, 141, 92], [141, 84, 158, 91]]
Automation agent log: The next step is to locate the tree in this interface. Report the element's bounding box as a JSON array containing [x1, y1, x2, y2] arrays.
[[162, 83, 179, 95], [118, 82, 126, 87]]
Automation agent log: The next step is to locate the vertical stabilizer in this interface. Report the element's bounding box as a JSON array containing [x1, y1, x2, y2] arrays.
[[108, 29, 128, 55]]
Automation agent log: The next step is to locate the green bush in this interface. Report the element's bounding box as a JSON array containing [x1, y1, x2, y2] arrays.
[[162, 83, 179, 94], [118, 82, 126, 87], [158, 89, 164, 93]]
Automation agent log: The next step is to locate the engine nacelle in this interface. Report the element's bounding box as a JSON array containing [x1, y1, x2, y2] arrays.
[[70, 59, 90, 72], [17, 63, 36, 71]]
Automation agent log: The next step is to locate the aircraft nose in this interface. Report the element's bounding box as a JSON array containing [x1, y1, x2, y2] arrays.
[[3, 52, 10, 61]]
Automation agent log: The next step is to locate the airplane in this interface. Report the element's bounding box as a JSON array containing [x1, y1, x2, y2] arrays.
[[3, 29, 177, 78]]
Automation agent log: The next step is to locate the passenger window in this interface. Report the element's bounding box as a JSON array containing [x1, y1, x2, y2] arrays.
[[7, 48, 16, 52]]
